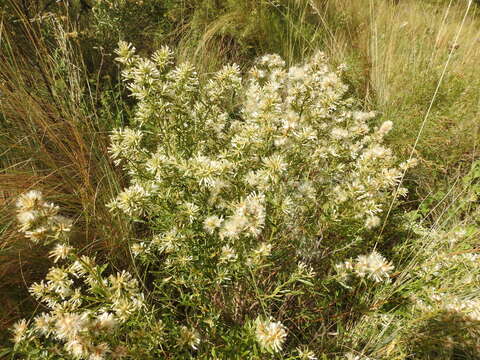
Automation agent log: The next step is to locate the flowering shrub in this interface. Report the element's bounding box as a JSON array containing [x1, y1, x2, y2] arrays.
[[110, 42, 416, 252], [12, 44, 417, 358], [108, 42, 413, 357]]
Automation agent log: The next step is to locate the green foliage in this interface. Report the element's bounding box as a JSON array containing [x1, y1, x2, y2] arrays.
[[11, 45, 412, 359]]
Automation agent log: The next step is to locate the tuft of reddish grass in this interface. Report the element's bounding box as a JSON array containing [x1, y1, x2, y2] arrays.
[[0, 2, 134, 343]]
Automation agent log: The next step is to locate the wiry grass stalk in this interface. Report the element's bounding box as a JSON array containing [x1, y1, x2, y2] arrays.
[[0, 2, 133, 340], [380, 0, 475, 235]]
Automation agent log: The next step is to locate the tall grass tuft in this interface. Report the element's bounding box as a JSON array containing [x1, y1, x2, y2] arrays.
[[0, 2, 134, 343], [309, 0, 480, 199]]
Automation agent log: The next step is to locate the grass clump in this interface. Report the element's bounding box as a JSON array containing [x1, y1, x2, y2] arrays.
[[0, 2, 134, 343], [312, 0, 480, 196]]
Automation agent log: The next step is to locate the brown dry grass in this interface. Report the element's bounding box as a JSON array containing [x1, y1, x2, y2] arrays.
[[0, 3, 134, 342]]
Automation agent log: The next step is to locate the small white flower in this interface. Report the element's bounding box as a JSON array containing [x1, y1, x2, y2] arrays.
[[179, 326, 201, 350], [297, 347, 318, 359], [219, 245, 237, 263], [131, 242, 149, 257], [95, 312, 117, 331], [65, 338, 90, 358], [288, 65, 306, 81], [29, 280, 49, 299], [365, 216, 381, 230], [203, 215, 223, 234], [25, 226, 49, 243], [355, 251, 394, 282], [220, 215, 248, 240], [183, 202, 200, 223], [331, 127, 350, 140], [378, 120, 393, 136], [11, 319, 28, 344], [112, 298, 135, 321], [16, 210, 39, 227], [262, 154, 287, 175], [46, 267, 73, 296], [55, 312, 88, 340], [110, 183, 149, 216], [52, 215, 73, 233], [49, 243, 74, 263], [115, 41, 136, 64], [16, 190, 43, 211], [254, 243, 272, 258], [255, 317, 287, 352], [34, 314, 54, 335]]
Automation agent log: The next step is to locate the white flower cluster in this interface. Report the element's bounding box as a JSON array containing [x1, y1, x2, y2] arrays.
[[107, 182, 158, 217], [178, 326, 201, 350], [255, 317, 287, 353], [105, 42, 417, 356], [108, 127, 144, 165], [111, 42, 413, 266], [336, 250, 394, 283], [219, 192, 266, 240], [15, 190, 72, 243], [415, 291, 480, 323], [12, 193, 146, 360], [410, 229, 480, 324], [344, 222, 480, 359]]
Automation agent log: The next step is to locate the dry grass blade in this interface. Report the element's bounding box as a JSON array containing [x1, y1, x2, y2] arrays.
[[0, 2, 133, 342]]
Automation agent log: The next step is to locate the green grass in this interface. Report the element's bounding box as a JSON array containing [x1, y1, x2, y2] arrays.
[[311, 0, 480, 196]]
